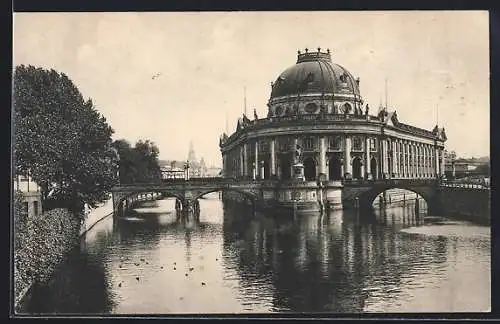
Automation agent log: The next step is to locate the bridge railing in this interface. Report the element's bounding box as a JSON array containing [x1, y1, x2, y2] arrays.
[[342, 178, 439, 186], [440, 181, 490, 190]]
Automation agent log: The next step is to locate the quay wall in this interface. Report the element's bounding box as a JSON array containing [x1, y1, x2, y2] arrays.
[[439, 187, 490, 224]]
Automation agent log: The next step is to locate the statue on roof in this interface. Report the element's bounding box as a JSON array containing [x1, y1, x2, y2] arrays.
[[365, 104, 369, 116], [254, 108, 258, 121], [378, 107, 388, 121], [243, 114, 251, 125]]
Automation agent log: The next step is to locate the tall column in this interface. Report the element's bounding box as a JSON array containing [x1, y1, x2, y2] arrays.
[[415, 144, 419, 177], [243, 143, 248, 178], [406, 141, 410, 178], [422, 145, 426, 178], [427, 145, 431, 177], [435, 146, 439, 177], [254, 141, 259, 179], [412, 143, 415, 177], [401, 141, 405, 178], [392, 140, 397, 178], [400, 142, 404, 178], [428, 145, 432, 177], [440, 148, 445, 177], [365, 137, 371, 179], [420, 145, 424, 178], [396, 141, 400, 178], [270, 138, 276, 177], [319, 136, 326, 177], [405, 142, 410, 178], [239, 146, 244, 177], [344, 135, 352, 177], [381, 138, 388, 178]]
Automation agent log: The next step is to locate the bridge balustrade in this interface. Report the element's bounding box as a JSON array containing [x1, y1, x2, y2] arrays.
[[342, 178, 439, 186], [441, 181, 490, 190]]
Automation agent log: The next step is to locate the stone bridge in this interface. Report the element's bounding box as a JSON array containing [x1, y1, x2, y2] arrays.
[[111, 177, 444, 216], [342, 178, 441, 214], [111, 178, 263, 216]]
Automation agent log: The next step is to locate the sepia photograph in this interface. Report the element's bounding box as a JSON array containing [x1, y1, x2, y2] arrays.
[[12, 11, 491, 315]]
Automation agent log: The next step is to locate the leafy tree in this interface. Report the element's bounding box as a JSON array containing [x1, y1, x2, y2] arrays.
[[112, 139, 162, 184], [13, 65, 118, 215]]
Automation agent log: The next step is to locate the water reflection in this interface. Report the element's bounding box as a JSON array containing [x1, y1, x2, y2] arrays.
[[24, 196, 490, 314], [25, 246, 117, 314]]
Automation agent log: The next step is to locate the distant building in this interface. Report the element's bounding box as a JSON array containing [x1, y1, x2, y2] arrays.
[[444, 150, 489, 179], [13, 172, 42, 218], [160, 165, 184, 179]]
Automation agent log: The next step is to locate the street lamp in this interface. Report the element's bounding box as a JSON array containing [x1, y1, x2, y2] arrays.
[[184, 160, 190, 181]]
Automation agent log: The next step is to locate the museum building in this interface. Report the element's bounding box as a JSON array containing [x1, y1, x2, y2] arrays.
[[219, 48, 447, 211]]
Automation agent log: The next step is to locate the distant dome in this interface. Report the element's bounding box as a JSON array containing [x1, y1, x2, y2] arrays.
[[270, 49, 360, 99]]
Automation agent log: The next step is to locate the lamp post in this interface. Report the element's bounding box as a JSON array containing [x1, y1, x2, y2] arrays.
[[451, 158, 456, 180], [184, 160, 190, 181]]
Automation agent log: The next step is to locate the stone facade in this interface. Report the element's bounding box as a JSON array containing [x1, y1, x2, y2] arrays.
[[219, 49, 447, 212], [13, 174, 42, 218]]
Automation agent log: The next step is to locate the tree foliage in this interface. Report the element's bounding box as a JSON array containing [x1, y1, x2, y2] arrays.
[[112, 139, 162, 184], [13, 65, 118, 214]]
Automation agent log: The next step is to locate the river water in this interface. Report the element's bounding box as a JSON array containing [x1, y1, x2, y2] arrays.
[[24, 194, 490, 314]]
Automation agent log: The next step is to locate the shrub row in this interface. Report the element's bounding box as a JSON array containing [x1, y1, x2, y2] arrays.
[[14, 192, 81, 304]]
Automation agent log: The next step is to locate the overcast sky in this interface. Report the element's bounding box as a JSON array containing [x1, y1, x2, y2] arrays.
[[13, 11, 489, 167]]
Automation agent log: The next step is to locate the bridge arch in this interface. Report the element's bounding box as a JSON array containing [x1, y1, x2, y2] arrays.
[[349, 184, 439, 215], [192, 187, 259, 202], [116, 190, 184, 212]]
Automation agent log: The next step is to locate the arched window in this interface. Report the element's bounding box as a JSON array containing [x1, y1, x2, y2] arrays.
[[370, 157, 377, 179], [259, 140, 269, 153], [279, 137, 291, 152], [370, 138, 377, 151], [353, 136, 363, 151], [329, 136, 342, 151], [280, 154, 292, 180], [303, 157, 316, 181], [328, 157, 342, 180], [352, 157, 362, 179]]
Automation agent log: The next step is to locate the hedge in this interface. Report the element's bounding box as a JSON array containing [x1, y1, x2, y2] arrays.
[[14, 191, 81, 306]]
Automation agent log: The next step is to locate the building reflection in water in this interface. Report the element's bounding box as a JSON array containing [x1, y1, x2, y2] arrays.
[[222, 202, 450, 312], [23, 196, 488, 314]]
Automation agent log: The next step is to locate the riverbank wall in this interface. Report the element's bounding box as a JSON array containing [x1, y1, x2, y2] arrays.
[[79, 198, 113, 236], [439, 187, 490, 225]]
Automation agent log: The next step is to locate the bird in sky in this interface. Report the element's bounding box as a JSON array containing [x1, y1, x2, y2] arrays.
[[152, 73, 162, 80]]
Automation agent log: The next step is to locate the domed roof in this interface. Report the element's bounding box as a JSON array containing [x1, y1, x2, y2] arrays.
[[270, 49, 360, 99]]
